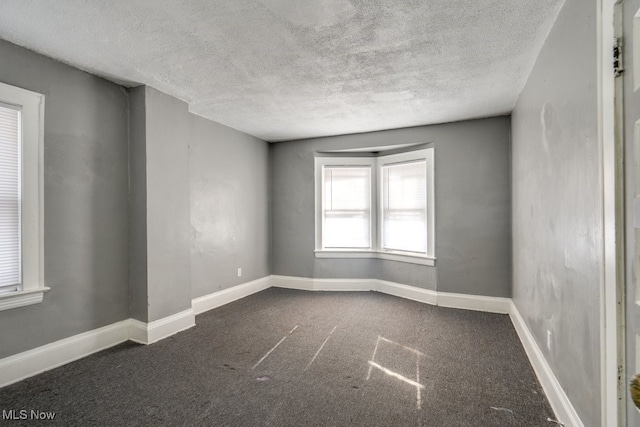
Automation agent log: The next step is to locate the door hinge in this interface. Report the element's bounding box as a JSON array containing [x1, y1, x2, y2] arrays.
[[614, 37, 624, 77]]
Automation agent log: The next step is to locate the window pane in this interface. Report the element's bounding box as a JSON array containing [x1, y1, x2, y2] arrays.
[[323, 166, 371, 249], [0, 105, 21, 290], [382, 160, 427, 253]]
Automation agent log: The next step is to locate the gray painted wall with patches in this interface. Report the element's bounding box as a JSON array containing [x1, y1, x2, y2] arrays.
[[0, 39, 130, 358], [128, 86, 148, 322], [271, 117, 511, 297], [144, 87, 193, 322], [190, 110, 271, 299], [511, 0, 601, 424], [129, 86, 272, 320], [0, 37, 272, 357]]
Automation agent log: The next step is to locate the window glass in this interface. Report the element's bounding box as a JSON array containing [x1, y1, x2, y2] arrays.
[[0, 104, 21, 293], [381, 160, 427, 253], [323, 166, 371, 249]]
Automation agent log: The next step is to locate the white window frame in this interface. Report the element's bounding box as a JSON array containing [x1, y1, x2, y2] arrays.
[[377, 149, 435, 260], [0, 82, 47, 311], [315, 157, 376, 252], [314, 148, 435, 266]]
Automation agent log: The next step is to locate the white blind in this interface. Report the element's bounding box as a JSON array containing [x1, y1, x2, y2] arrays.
[[0, 104, 21, 293], [323, 166, 371, 249], [382, 160, 427, 253]]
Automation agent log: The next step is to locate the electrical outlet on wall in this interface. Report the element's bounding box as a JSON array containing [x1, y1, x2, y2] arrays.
[[237, 268, 242, 277], [546, 330, 551, 350]]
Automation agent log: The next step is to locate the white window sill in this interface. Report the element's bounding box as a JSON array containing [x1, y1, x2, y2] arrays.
[[0, 287, 50, 312], [314, 250, 435, 266]]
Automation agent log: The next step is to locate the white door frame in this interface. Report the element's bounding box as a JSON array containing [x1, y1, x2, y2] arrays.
[[598, 0, 623, 425]]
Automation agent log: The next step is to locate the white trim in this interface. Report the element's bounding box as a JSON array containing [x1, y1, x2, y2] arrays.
[[314, 156, 376, 252], [0, 320, 129, 388], [376, 251, 435, 266], [377, 148, 435, 258], [270, 275, 373, 292], [634, 8, 640, 91], [509, 301, 584, 427], [0, 287, 49, 311], [127, 318, 148, 345], [437, 291, 511, 314], [376, 279, 438, 305], [271, 275, 318, 291], [192, 276, 272, 315], [314, 250, 374, 259], [271, 276, 508, 313], [0, 278, 269, 388], [0, 82, 45, 300], [314, 250, 436, 266], [127, 309, 195, 345], [599, 0, 622, 425]]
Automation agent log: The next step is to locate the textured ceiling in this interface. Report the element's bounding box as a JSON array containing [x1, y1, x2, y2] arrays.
[[0, 0, 564, 142]]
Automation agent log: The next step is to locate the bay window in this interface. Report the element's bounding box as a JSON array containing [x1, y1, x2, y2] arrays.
[[315, 147, 434, 266]]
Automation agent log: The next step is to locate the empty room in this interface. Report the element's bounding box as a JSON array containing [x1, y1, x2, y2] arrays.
[[0, 0, 632, 426]]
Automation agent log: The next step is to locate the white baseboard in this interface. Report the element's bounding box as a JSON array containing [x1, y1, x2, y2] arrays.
[[437, 291, 511, 314], [271, 275, 373, 291], [270, 275, 317, 290], [0, 309, 196, 388], [509, 301, 583, 427], [128, 308, 195, 345], [376, 279, 438, 305], [271, 276, 508, 314], [192, 276, 271, 315], [0, 320, 129, 388], [127, 319, 148, 344]]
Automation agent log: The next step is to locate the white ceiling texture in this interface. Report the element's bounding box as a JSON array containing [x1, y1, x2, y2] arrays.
[[0, 0, 564, 142]]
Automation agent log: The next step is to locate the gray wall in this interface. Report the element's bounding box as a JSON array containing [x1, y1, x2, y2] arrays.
[[511, 0, 601, 424], [144, 87, 192, 322], [0, 34, 272, 353], [190, 114, 270, 299], [0, 39, 130, 358], [271, 117, 511, 297], [133, 85, 272, 312], [128, 86, 148, 322]]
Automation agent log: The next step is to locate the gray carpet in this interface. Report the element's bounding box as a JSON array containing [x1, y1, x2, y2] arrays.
[[0, 288, 555, 426]]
